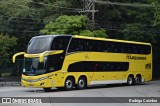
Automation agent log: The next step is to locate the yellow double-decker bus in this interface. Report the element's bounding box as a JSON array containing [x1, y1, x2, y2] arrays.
[[13, 35, 152, 91]]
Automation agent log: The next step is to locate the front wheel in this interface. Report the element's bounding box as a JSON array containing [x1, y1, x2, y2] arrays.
[[127, 76, 134, 86], [64, 77, 74, 90], [77, 77, 87, 90]]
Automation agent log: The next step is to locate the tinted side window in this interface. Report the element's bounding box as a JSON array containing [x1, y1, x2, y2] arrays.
[[100, 42, 111, 52], [68, 61, 129, 72], [68, 38, 151, 54], [51, 36, 71, 51], [145, 45, 151, 54], [100, 41, 151, 54], [68, 38, 86, 52], [49, 36, 71, 72], [86, 40, 99, 51]]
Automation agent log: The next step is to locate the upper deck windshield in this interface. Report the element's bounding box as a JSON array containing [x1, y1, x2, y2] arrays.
[[23, 35, 72, 75], [27, 36, 52, 54]]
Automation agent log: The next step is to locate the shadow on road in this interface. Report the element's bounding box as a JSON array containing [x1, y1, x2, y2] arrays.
[[24, 83, 148, 93]]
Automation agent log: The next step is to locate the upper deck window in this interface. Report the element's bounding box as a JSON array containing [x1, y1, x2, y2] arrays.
[[68, 37, 151, 54], [68, 38, 86, 52], [51, 36, 71, 51]]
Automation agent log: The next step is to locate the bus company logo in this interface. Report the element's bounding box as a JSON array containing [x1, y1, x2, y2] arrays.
[[126, 55, 146, 60], [2, 98, 11, 103]]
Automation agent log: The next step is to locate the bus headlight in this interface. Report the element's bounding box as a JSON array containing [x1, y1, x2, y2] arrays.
[[37, 76, 49, 81], [22, 74, 53, 82], [38, 74, 54, 81], [22, 76, 49, 82]]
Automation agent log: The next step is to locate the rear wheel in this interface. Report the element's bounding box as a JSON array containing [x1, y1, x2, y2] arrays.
[[127, 76, 134, 86], [77, 77, 87, 90], [135, 75, 141, 85], [64, 77, 74, 90]]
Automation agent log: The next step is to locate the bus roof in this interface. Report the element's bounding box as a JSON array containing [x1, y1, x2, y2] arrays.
[[74, 35, 151, 46], [32, 34, 72, 38], [32, 35, 151, 46]]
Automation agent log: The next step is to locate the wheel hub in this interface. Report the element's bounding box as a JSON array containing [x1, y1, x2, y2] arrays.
[[128, 77, 133, 84], [66, 80, 72, 88], [79, 79, 84, 87]]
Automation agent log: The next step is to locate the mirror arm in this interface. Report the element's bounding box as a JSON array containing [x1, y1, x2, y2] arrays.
[[12, 52, 25, 63]]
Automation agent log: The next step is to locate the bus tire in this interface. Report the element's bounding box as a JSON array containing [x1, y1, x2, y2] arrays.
[[127, 75, 134, 86], [64, 77, 74, 90], [77, 77, 87, 90], [43, 87, 51, 92], [135, 75, 141, 85]]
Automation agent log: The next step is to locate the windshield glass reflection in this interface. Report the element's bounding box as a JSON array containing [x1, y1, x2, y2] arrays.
[[23, 57, 47, 76]]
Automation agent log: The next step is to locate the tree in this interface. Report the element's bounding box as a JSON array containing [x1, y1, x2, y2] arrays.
[[119, 23, 156, 43], [0, 34, 17, 59], [40, 15, 108, 38], [153, 1, 160, 26], [0, 0, 71, 52]]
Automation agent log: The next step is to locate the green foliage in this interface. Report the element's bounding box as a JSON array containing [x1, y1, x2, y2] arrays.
[[79, 30, 94, 37], [0, 34, 17, 59], [79, 29, 107, 38], [0, 0, 70, 53], [153, 1, 160, 26], [120, 23, 156, 43], [93, 29, 107, 38], [41, 15, 108, 38], [41, 15, 87, 35]]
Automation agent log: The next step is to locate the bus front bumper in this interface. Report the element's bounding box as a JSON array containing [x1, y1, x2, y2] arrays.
[[21, 78, 54, 88]]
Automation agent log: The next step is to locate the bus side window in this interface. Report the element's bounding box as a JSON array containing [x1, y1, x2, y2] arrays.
[[68, 39, 85, 52], [120, 43, 125, 53], [86, 40, 99, 52], [106, 42, 111, 52], [110, 43, 116, 52], [114, 43, 119, 53], [51, 37, 69, 50], [141, 45, 150, 54], [124, 44, 130, 53], [116, 43, 121, 53], [100, 42, 107, 52], [132, 44, 137, 54], [145, 45, 151, 54], [100, 41, 111, 52], [99, 43, 105, 52]]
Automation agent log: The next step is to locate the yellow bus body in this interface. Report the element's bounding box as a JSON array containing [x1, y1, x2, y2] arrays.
[[17, 35, 152, 88]]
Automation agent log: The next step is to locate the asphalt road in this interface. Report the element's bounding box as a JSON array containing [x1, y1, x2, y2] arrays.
[[0, 80, 160, 106]]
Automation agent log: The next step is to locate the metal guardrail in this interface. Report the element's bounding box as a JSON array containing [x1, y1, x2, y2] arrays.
[[0, 59, 23, 86]]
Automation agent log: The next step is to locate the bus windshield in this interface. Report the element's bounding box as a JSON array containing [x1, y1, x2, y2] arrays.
[[27, 37, 52, 54], [23, 57, 47, 76]]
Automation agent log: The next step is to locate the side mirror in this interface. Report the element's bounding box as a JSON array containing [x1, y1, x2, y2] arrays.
[[39, 50, 63, 62], [12, 52, 25, 63]]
